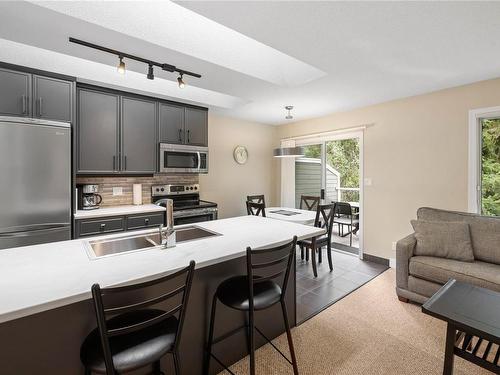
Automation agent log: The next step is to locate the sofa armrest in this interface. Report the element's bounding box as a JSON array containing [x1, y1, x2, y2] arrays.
[[396, 233, 417, 290]]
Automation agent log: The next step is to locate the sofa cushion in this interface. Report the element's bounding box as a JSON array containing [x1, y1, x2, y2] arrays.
[[409, 256, 500, 292], [417, 207, 500, 265], [411, 220, 474, 262]]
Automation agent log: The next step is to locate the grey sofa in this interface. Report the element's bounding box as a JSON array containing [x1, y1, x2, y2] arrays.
[[396, 207, 500, 304]]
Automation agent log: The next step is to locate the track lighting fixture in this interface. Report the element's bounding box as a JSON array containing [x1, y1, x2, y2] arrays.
[[117, 56, 126, 74], [147, 64, 154, 80], [69, 37, 202, 87], [177, 73, 185, 89], [285, 105, 294, 120]]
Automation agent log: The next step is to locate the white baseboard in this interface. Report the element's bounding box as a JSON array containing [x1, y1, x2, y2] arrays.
[[389, 258, 396, 268]]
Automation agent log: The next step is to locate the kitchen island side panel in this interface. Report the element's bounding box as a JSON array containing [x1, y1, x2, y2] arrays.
[[0, 255, 296, 375]]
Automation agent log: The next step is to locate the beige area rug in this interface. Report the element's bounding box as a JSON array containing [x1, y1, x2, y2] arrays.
[[222, 269, 493, 374]]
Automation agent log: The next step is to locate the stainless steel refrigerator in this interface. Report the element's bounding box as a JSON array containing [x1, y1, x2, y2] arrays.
[[0, 116, 71, 249]]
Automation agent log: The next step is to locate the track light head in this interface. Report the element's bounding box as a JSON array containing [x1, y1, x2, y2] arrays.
[[177, 73, 185, 89], [117, 56, 126, 74], [147, 64, 154, 80]]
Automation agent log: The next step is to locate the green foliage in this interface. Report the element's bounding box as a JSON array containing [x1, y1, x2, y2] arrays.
[[302, 139, 360, 202], [481, 119, 500, 216]]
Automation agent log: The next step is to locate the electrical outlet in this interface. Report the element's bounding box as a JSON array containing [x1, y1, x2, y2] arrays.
[[392, 241, 397, 251], [112, 187, 123, 196]]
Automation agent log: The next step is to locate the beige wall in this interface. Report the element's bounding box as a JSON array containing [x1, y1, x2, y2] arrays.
[[200, 114, 277, 218], [275, 77, 500, 260]]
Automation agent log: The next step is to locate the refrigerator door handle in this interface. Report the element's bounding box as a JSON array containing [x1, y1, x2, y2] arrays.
[[0, 223, 70, 238]]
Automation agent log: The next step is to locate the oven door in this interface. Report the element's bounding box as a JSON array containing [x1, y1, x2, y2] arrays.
[[173, 208, 217, 225], [159, 143, 208, 173]]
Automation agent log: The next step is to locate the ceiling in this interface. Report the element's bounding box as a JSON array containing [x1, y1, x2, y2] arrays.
[[1, 1, 500, 125]]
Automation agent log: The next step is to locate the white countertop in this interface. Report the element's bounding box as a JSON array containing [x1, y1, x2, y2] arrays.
[[0, 216, 324, 323], [266, 207, 316, 225], [74, 204, 166, 219]]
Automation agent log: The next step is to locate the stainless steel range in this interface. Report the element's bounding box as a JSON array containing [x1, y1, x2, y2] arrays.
[[152, 184, 218, 225]]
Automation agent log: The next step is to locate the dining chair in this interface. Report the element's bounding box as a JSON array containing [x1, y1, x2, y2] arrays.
[[246, 194, 266, 206], [297, 203, 335, 277], [80, 261, 196, 375], [246, 201, 266, 217], [333, 202, 359, 247], [299, 195, 320, 211]]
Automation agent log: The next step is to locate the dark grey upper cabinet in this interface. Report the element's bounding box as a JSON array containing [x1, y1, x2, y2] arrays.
[[77, 89, 119, 174], [185, 108, 208, 146], [121, 97, 156, 173], [159, 103, 184, 144], [0, 68, 31, 117], [33, 75, 72, 122]]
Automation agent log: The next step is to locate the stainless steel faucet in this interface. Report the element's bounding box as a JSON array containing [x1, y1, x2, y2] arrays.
[[159, 199, 176, 248]]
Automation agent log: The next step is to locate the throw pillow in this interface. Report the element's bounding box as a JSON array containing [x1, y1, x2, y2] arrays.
[[410, 220, 475, 262]]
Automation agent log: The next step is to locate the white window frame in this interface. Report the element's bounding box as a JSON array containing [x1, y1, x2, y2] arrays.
[[468, 106, 500, 213]]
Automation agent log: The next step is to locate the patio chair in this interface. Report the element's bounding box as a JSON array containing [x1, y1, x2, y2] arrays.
[[333, 202, 359, 247], [299, 195, 320, 211]]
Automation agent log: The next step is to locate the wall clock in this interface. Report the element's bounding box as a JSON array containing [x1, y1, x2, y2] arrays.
[[233, 145, 248, 165]]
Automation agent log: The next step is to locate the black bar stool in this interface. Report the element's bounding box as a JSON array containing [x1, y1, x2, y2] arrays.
[[204, 237, 299, 375], [80, 260, 196, 375]]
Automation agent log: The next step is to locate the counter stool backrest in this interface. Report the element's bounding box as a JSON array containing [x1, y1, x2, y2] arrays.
[[246, 236, 297, 304], [91, 261, 196, 375]]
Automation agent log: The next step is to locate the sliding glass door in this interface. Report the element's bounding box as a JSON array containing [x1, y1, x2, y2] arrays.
[[294, 134, 362, 254]]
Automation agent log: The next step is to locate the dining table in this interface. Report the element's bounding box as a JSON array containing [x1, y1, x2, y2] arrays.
[[266, 207, 317, 225]]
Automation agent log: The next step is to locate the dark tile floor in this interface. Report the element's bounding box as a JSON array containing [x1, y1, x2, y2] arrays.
[[296, 249, 389, 323]]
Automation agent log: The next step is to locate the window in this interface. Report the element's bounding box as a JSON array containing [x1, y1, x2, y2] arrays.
[[469, 107, 500, 217], [480, 118, 500, 216]]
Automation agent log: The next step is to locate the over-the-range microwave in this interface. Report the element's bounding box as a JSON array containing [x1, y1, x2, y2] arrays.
[[159, 143, 209, 174]]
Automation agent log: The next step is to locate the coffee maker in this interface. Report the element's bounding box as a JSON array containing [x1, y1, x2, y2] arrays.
[[77, 184, 102, 210]]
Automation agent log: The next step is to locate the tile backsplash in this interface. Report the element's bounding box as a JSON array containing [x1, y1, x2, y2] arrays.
[[76, 175, 199, 207]]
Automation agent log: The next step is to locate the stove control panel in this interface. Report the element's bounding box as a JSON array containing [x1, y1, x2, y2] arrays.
[[152, 184, 200, 196]]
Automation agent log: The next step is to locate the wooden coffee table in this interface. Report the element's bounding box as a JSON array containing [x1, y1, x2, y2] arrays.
[[422, 279, 500, 374]]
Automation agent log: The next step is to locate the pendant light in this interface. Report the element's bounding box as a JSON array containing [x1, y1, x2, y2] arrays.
[[273, 146, 305, 158], [285, 105, 294, 120]]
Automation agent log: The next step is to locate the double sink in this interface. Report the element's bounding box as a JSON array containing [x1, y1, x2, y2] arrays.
[[86, 225, 220, 259]]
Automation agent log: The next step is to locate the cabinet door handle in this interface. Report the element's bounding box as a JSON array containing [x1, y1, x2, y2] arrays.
[[187, 129, 191, 143], [100, 223, 106, 230], [21, 95, 27, 115], [144, 218, 150, 225], [113, 156, 116, 171], [178, 129, 182, 142], [38, 97, 43, 117], [124, 156, 127, 170]]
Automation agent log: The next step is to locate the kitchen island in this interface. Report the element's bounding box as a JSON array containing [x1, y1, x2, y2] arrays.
[[0, 215, 324, 374]]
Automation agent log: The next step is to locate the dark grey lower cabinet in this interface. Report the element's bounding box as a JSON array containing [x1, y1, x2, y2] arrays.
[[77, 89, 120, 174], [121, 97, 156, 173], [0, 68, 31, 117], [75, 212, 165, 238]]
